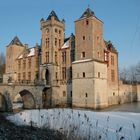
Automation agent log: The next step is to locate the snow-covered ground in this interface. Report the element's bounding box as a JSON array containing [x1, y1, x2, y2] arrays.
[[7, 109, 140, 140]]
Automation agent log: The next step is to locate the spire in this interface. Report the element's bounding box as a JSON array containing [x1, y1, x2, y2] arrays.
[[8, 36, 23, 47], [80, 8, 95, 19], [47, 10, 60, 21]]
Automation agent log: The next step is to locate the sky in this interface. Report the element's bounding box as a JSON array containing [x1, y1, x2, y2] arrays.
[[0, 0, 140, 70]]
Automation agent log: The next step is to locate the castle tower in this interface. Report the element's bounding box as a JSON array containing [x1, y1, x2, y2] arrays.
[[72, 8, 108, 109], [3, 36, 26, 83], [40, 10, 65, 85], [75, 8, 105, 61]]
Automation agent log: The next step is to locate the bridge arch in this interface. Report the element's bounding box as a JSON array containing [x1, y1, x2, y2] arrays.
[[0, 91, 12, 112], [0, 92, 7, 111], [19, 90, 35, 109]]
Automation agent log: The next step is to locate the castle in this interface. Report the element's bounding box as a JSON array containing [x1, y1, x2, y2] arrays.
[[2, 8, 139, 110]]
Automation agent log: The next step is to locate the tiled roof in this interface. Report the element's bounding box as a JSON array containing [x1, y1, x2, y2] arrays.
[[47, 10, 60, 21], [80, 8, 95, 19], [8, 36, 24, 47], [105, 41, 118, 53]]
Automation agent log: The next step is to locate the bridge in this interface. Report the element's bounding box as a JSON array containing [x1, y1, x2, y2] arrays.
[[0, 83, 49, 112]]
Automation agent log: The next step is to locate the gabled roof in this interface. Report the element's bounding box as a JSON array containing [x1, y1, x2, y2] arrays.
[[105, 41, 118, 53], [47, 10, 60, 21], [80, 8, 95, 19], [8, 36, 24, 47], [61, 39, 70, 49]]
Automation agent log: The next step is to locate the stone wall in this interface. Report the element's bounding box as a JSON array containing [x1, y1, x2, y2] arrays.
[[72, 59, 108, 109], [0, 84, 44, 111]]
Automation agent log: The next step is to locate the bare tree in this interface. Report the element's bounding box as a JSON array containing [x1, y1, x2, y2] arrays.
[[120, 62, 140, 84], [135, 62, 140, 82], [128, 66, 137, 84], [119, 68, 129, 83]]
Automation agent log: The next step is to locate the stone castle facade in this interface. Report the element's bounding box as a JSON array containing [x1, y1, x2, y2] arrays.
[[3, 8, 139, 109]]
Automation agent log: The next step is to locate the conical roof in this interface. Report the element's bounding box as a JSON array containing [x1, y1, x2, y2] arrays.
[[47, 10, 60, 21], [80, 8, 95, 19], [8, 36, 23, 47]]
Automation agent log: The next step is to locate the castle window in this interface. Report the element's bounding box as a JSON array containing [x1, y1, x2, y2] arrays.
[[113, 92, 115, 96], [23, 59, 26, 69], [28, 58, 31, 68], [62, 67, 66, 80], [111, 55, 114, 65], [18, 60, 21, 69], [55, 51, 57, 64], [86, 20, 89, 25], [46, 52, 49, 63], [46, 38, 49, 47], [98, 72, 100, 78], [83, 36, 85, 40], [55, 38, 57, 46], [63, 91, 66, 97], [85, 93, 88, 97], [104, 51, 108, 62], [97, 52, 100, 58], [23, 72, 26, 81], [83, 72, 85, 78], [71, 91, 72, 97], [59, 30, 61, 34], [97, 36, 100, 43], [18, 73, 20, 82], [111, 69, 115, 82], [55, 28, 58, 33], [81, 52, 85, 58], [62, 51, 66, 63], [28, 72, 31, 82]]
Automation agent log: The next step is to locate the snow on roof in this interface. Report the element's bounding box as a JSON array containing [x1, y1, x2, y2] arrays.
[[61, 39, 69, 49], [72, 59, 92, 64], [27, 48, 35, 57], [18, 54, 23, 59]]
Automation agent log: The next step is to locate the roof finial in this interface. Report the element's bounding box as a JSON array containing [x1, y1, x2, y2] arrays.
[[88, 4, 90, 8]]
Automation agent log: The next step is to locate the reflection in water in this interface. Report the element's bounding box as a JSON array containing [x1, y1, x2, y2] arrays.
[[102, 102, 140, 113]]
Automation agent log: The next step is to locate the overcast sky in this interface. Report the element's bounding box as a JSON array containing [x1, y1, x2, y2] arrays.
[[0, 0, 140, 69]]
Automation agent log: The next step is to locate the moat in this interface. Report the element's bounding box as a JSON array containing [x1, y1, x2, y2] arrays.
[[102, 102, 140, 112]]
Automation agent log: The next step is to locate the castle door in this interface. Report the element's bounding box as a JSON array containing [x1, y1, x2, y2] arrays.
[[42, 88, 51, 108], [45, 68, 49, 84]]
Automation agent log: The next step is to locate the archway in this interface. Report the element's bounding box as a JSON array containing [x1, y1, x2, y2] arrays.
[[42, 87, 51, 108], [19, 90, 35, 109], [0, 93, 7, 112]]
